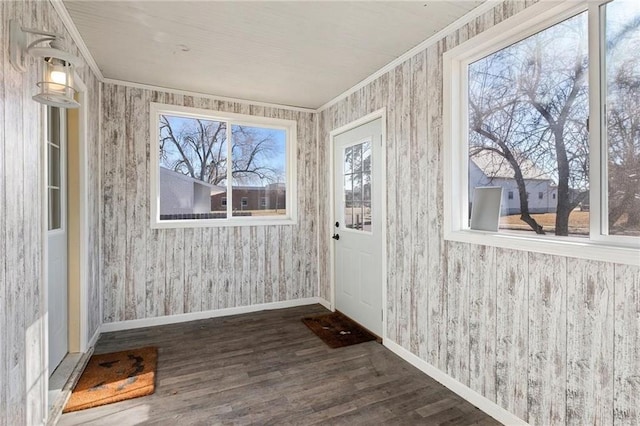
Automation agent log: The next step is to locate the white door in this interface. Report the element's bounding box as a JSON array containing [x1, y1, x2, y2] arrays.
[[47, 106, 68, 373], [333, 118, 383, 336]]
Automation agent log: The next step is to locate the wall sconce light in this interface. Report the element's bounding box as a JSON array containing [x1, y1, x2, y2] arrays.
[[9, 19, 81, 109]]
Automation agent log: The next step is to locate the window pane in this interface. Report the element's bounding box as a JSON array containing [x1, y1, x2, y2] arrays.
[[352, 172, 363, 229], [48, 188, 61, 230], [344, 146, 353, 174], [48, 144, 60, 189], [468, 12, 589, 237], [230, 125, 287, 217], [352, 143, 362, 173], [49, 106, 61, 147], [362, 141, 371, 172], [158, 114, 227, 220], [604, 0, 640, 237], [344, 173, 353, 229]]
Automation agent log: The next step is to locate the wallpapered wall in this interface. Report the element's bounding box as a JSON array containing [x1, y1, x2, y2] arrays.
[[0, 1, 101, 424], [100, 84, 318, 323], [318, 1, 640, 424]]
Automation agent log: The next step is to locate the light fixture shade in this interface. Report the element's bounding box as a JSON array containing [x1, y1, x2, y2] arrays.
[[33, 56, 79, 108], [30, 40, 81, 108]]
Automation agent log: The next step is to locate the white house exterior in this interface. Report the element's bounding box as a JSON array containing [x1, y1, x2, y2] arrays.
[[159, 167, 225, 215], [469, 151, 558, 215]]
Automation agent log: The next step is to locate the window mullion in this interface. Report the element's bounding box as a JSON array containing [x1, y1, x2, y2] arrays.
[[460, 59, 471, 230], [226, 120, 233, 219], [587, 2, 606, 241]]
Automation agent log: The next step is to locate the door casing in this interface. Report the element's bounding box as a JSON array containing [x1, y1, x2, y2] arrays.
[[328, 108, 387, 341], [66, 76, 90, 354], [41, 72, 90, 413]]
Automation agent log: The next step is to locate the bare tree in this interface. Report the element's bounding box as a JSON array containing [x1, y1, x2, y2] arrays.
[[602, 11, 640, 234], [469, 13, 589, 235], [607, 56, 640, 231], [519, 19, 589, 236], [469, 92, 547, 233], [159, 115, 284, 186]]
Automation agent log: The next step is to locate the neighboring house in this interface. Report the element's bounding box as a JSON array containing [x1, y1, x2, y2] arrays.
[[469, 150, 558, 215], [211, 183, 286, 212], [160, 167, 225, 216]]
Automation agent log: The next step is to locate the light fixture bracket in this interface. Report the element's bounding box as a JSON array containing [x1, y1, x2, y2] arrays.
[[9, 20, 28, 71], [9, 20, 82, 70]]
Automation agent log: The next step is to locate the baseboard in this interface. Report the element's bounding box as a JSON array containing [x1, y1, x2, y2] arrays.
[[100, 297, 323, 333], [317, 297, 332, 311], [383, 339, 528, 426], [87, 327, 100, 349]]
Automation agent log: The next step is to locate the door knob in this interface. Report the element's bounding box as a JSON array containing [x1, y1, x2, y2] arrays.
[[332, 234, 340, 240]]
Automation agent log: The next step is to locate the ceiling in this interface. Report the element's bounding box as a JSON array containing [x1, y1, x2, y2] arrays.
[[63, 1, 484, 109]]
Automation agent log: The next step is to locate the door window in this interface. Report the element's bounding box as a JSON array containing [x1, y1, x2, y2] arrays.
[[343, 140, 372, 232], [47, 106, 63, 231]]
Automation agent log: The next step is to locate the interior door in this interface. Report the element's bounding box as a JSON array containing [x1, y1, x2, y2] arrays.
[[333, 118, 383, 336], [47, 106, 68, 373]]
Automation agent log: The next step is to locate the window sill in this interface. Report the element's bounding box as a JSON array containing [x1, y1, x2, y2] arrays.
[[445, 229, 640, 266], [151, 216, 297, 229]]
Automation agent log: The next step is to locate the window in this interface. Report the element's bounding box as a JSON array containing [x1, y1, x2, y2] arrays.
[[260, 197, 267, 208], [343, 140, 373, 231], [150, 103, 297, 227], [445, 0, 639, 263], [47, 106, 64, 231], [603, 0, 640, 238]]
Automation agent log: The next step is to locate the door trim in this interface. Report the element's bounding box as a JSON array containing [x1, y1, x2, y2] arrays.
[[72, 73, 90, 353], [328, 108, 387, 341]]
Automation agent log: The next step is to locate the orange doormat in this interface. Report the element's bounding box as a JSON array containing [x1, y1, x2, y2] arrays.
[[63, 347, 158, 413]]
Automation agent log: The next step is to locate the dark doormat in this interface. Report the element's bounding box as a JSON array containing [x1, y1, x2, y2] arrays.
[[63, 347, 157, 413], [302, 311, 378, 348]]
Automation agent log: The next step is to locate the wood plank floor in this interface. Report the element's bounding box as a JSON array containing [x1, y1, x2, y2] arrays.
[[58, 305, 501, 425]]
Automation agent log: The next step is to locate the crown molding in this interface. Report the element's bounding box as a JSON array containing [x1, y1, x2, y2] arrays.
[[102, 78, 317, 113], [50, 0, 104, 81]]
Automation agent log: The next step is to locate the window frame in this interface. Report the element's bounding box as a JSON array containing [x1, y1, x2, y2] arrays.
[[150, 102, 297, 228], [443, 0, 640, 266]]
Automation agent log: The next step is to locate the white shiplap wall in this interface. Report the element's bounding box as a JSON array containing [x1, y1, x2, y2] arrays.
[[0, 1, 102, 424], [318, 1, 640, 424], [100, 83, 318, 323]]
